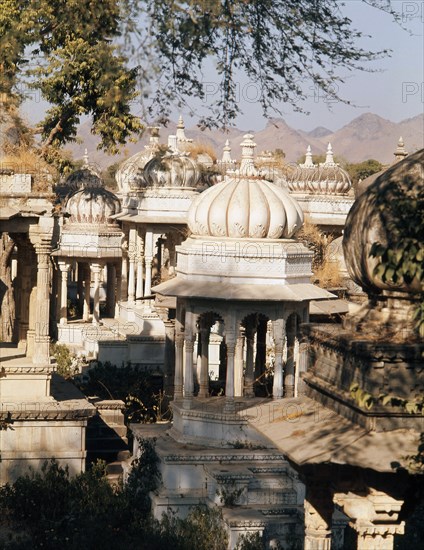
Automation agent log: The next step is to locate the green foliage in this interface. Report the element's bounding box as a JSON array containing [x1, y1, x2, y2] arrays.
[[216, 480, 244, 506], [50, 342, 77, 378], [235, 532, 266, 550], [146, 0, 394, 127], [158, 505, 228, 550], [0, 454, 228, 549], [0, 0, 142, 153], [78, 361, 169, 423], [1, 0, 400, 138], [346, 159, 383, 184], [350, 382, 424, 416]]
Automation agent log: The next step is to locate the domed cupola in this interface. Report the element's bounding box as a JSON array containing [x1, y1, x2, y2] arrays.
[[343, 148, 423, 296], [115, 127, 160, 192], [287, 145, 316, 193], [188, 134, 304, 239], [143, 152, 203, 190], [65, 186, 121, 230], [56, 150, 103, 199], [288, 144, 351, 195]]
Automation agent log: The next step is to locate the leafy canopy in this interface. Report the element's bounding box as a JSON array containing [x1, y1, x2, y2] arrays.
[[0, 0, 400, 153]]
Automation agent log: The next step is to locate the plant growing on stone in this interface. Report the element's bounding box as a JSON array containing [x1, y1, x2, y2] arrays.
[[235, 532, 266, 550], [50, 342, 81, 379], [216, 480, 244, 507]]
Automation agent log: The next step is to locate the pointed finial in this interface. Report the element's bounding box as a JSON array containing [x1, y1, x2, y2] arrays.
[[325, 142, 335, 165], [239, 133, 258, 176], [303, 145, 314, 167], [221, 139, 233, 164], [83, 148, 89, 167], [394, 136, 408, 162], [177, 114, 184, 128]]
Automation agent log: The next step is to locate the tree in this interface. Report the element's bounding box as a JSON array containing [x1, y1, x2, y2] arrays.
[[346, 159, 383, 184], [0, 0, 142, 160], [0, 0, 401, 159]]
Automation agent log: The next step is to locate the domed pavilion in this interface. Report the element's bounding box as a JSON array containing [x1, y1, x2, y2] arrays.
[[112, 120, 210, 317], [286, 144, 354, 234], [53, 165, 122, 328], [153, 134, 334, 414]]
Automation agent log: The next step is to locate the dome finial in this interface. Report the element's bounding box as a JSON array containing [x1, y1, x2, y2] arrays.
[[176, 114, 186, 142], [394, 136, 408, 162], [221, 139, 233, 164], [325, 143, 335, 165], [303, 145, 314, 167], [239, 133, 257, 177], [83, 148, 89, 167]]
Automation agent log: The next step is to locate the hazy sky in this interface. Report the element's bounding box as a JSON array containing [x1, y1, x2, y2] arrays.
[[175, 0, 424, 132], [23, 0, 424, 133]]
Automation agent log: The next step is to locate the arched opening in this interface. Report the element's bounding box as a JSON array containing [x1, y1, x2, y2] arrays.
[[196, 311, 224, 397], [241, 312, 271, 397]]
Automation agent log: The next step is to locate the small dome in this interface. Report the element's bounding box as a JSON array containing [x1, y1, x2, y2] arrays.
[[143, 153, 203, 189], [65, 187, 121, 229], [288, 144, 351, 195], [63, 150, 103, 193], [343, 149, 423, 295], [188, 134, 303, 239], [115, 127, 160, 192]]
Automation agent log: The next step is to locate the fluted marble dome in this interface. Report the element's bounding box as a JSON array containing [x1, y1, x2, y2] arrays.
[[65, 186, 121, 229], [288, 144, 351, 195], [188, 134, 303, 239], [58, 151, 103, 199], [115, 128, 160, 192], [143, 153, 203, 189], [343, 148, 423, 295]]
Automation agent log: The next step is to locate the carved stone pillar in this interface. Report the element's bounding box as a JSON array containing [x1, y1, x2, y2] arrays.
[[272, 319, 285, 398], [91, 263, 102, 325], [58, 261, 70, 325], [285, 316, 297, 398], [144, 228, 154, 298], [163, 319, 176, 396], [234, 331, 244, 397], [83, 264, 91, 321], [32, 242, 51, 365], [77, 262, 84, 312], [199, 326, 210, 398], [127, 229, 136, 304], [106, 263, 116, 317], [224, 333, 236, 413], [183, 338, 195, 402], [304, 499, 333, 550], [244, 326, 255, 397], [136, 232, 144, 301], [16, 238, 32, 347], [175, 333, 184, 400], [121, 235, 128, 301], [26, 271, 37, 356], [297, 339, 309, 396], [144, 258, 152, 297], [115, 264, 122, 318], [334, 490, 405, 550], [354, 522, 404, 550]]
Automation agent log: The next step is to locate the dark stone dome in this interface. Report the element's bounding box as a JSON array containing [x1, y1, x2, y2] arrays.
[[343, 149, 423, 295]]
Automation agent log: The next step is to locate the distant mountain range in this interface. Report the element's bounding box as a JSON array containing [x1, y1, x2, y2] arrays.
[[66, 112, 424, 170]]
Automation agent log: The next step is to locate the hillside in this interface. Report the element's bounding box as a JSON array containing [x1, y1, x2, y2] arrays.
[[65, 112, 423, 169]]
